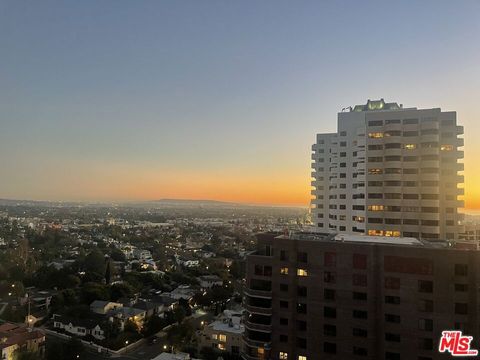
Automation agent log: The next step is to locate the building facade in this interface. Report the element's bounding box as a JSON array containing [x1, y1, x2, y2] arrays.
[[311, 99, 464, 240], [243, 232, 480, 360]]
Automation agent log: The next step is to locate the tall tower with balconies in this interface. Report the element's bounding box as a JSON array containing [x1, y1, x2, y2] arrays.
[[311, 99, 464, 240]]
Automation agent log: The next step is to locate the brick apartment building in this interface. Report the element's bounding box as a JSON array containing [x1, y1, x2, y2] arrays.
[[242, 232, 479, 360]]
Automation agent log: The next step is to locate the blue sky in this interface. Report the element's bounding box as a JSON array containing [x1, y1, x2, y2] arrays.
[[1, 1, 479, 205]]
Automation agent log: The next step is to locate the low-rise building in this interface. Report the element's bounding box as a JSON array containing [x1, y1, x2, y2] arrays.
[[0, 323, 45, 360], [90, 300, 123, 315], [52, 314, 106, 340], [197, 275, 223, 289], [198, 312, 244, 355]]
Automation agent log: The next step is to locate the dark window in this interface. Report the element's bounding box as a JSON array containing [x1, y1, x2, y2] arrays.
[[279, 334, 288, 343], [324, 288, 335, 301], [368, 120, 383, 126], [418, 319, 433, 331], [324, 252, 336, 267], [455, 264, 468, 276], [419, 338, 433, 350], [353, 292, 367, 301], [353, 274, 367, 286], [385, 296, 400, 304], [297, 252, 308, 263], [297, 320, 307, 331], [280, 250, 288, 261], [280, 300, 288, 309], [296, 337, 307, 349], [385, 333, 401, 342], [353, 328, 367, 337], [280, 283, 288, 292], [324, 306, 336, 318], [385, 314, 401, 323], [297, 286, 307, 297], [324, 342, 336, 354], [385, 277, 400, 289], [353, 254, 367, 269], [385, 352, 400, 360], [279, 318, 288, 326], [455, 303, 468, 315], [455, 284, 468, 292], [324, 324, 336, 336], [418, 300, 433, 313], [353, 347, 368, 356], [353, 310, 368, 319], [418, 280, 433, 293], [324, 271, 336, 283]]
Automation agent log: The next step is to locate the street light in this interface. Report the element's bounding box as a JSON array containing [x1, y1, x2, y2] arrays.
[[163, 345, 167, 350]]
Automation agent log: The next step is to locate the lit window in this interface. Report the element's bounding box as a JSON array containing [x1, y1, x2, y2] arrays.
[[279, 352, 288, 360], [298, 356, 307, 360], [219, 334, 227, 342], [368, 132, 384, 138], [211, 334, 218, 340], [404, 144, 416, 150], [384, 231, 401, 237], [280, 267, 289, 275], [217, 343, 226, 350], [257, 348, 265, 356], [297, 269, 308, 277], [368, 168, 383, 175], [441, 144, 454, 151], [368, 230, 384, 236], [367, 205, 384, 211]]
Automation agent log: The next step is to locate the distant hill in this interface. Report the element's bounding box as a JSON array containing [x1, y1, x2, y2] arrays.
[[151, 198, 238, 205]]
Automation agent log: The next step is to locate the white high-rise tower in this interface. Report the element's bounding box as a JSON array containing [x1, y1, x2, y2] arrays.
[[311, 99, 464, 240]]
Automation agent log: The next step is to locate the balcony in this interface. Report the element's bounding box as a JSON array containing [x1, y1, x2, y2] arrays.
[[245, 320, 272, 332], [244, 288, 272, 298], [245, 303, 272, 316]]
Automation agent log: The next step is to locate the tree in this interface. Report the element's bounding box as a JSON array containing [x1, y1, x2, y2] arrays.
[[173, 305, 186, 323], [80, 282, 109, 305], [83, 250, 106, 282], [105, 259, 113, 285], [124, 319, 139, 334], [143, 315, 166, 337], [109, 283, 134, 301], [166, 323, 194, 351]]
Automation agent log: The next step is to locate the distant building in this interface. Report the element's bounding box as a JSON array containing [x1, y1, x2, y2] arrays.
[[243, 231, 480, 360], [53, 314, 106, 340], [0, 323, 45, 360], [90, 300, 123, 315], [198, 312, 244, 355], [133, 249, 152, 261], [197, 275, 223, 289], [311, 99, 464, 241], [151, 352, 200, 360]]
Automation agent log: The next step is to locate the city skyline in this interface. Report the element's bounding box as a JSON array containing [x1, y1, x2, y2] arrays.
[[1, 1, 480, 208]]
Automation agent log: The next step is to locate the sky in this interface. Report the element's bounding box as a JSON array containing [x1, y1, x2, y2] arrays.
[[1, 1, 480, 207]]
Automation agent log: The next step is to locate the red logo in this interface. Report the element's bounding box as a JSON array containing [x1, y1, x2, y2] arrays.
[[439, 331, 478, 356]]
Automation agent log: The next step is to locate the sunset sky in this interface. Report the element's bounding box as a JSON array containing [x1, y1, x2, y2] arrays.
[[1, 1, 480, 208]]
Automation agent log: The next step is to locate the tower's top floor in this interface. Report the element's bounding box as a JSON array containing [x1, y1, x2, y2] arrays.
[[350, 98, 408, 112]]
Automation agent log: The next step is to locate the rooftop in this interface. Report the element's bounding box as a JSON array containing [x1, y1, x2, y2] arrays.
[[350, 98, 406, 112], [275, 232, 454, 249], [210, 320, 244, 334]]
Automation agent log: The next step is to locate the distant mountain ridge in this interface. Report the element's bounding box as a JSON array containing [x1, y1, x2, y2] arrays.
[[151, 198, 238, 205]]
